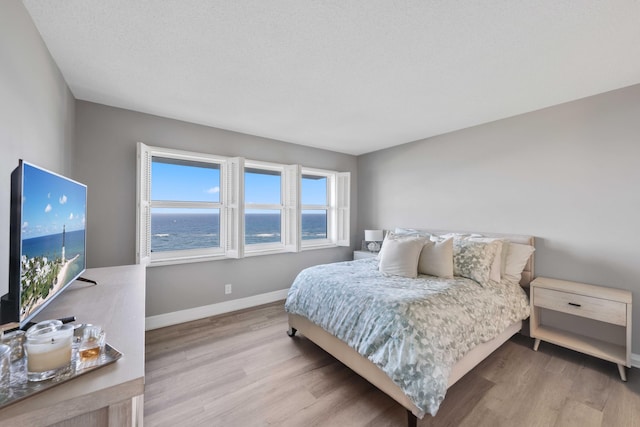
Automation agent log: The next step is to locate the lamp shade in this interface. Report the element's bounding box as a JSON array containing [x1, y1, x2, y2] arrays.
[[364, 230, 384, 241]]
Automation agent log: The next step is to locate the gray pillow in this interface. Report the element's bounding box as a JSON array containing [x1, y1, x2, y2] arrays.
[[452, 238, 498, 286]]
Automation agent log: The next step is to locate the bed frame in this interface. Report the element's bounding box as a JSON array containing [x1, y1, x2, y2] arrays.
[[287, 231, 534, 427]]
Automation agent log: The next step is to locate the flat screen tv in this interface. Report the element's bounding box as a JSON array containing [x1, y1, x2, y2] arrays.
[[1, 160, 87, 328]]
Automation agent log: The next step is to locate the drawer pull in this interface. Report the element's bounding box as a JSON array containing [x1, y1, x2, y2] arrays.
[[568, 302, 582, 307]]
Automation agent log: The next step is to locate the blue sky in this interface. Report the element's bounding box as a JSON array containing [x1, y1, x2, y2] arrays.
[[152, 161, 327, 209], [22, 163, 86, 239], [152, 161, 220, 202]]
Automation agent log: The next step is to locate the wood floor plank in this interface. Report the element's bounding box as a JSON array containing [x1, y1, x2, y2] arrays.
[[568, 363, 612, 412], [365, 404, 407, 427], [600, 367, 640, 426], [316, 387, 398, 427], [275, 368, 377, 427], [421, 372, 495, 427], [144, 301, 638, 427], [554, 399, 603, 427]]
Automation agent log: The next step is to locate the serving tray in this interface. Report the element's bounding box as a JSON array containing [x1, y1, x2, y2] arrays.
[[0, 343, 122, 409]]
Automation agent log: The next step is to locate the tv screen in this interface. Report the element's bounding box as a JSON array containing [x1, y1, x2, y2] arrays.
[[2, 160, 87, 328]]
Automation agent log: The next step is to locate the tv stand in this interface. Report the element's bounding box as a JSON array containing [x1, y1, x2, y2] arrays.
[[76, 276, 98, 285], [0, 265, 145, 426]]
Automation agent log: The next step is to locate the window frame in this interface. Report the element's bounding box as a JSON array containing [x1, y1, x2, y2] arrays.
[[137, 142, 350, 266], [300, 168, 333, 249], [243, 160, 285, 255], [137, 144, 229, 266]]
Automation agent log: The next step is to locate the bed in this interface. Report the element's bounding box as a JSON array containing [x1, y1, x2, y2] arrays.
[[284, 230, 535, 426]]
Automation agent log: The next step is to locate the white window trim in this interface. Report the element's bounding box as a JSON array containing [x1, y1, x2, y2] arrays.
[[137, 143, 229, 266], [335, 172, 350, 246], [300, 168, 334, 249], [244, 160, 286, 254], [137, 143, 350, 266]]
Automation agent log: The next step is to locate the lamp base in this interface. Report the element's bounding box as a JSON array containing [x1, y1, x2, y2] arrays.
[[367, 242, 380, 252]]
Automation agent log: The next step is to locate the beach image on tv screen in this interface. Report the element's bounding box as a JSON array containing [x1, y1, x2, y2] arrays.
[[19, 164, 86, 321]]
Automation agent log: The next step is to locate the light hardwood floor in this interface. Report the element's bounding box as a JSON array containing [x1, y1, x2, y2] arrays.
[[144, 302, 640, 426]]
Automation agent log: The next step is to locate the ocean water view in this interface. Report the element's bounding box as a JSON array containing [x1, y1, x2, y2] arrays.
[[151, 213, 327, 252]]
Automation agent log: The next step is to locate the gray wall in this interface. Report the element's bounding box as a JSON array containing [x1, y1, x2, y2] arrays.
[[358, 84, 640, 353], [73, 101, 358, 316], [0, 1, 75, 298]]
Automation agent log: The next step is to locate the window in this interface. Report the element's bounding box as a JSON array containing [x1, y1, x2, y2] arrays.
[[301, 173, 329, 244], [137, 143, 350, 266], [151, 158, 221, 252], [244, 165, 283, 249], [137, 144, 228, 264], [299, 168, 350, 248]]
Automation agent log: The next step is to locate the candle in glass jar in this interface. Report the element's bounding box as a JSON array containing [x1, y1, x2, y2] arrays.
[[26, 338, 72, 372], [25, 320, 74, 381]]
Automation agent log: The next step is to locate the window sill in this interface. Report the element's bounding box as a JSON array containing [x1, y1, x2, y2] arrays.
[[145, 242, 342, 267], [243, 248, 287, 257], [148, 253, 228, 267], [301, 242, 339, 251]]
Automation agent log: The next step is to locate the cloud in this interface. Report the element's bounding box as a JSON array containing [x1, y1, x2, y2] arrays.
[[206, 186, 220, 194], [22, 221, 28, 229], [44, 204, 52, 213], [47, 193, 51, 199], [69, 213, 74, 220], [59, 194, 67, 204]]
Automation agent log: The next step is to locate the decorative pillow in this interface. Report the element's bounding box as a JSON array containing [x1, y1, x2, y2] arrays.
[[465, 237, 504, 282], [394, 228, 432, 238], [378, 233, 426, 278], [418, 238, 454, 278], [499, 241, 509, 276], [432, 232, 468, 241], [452, 238, 498, 286], [503, 243, 535, 283]]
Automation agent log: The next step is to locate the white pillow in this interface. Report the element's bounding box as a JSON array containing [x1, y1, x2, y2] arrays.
[[418, 238, 454, 278], [378, 234, 426, 278], [503, 243, 535, 283]]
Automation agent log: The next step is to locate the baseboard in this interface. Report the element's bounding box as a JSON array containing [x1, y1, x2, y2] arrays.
[[145, 288, 289, 330], [631, 352, 640, 369]]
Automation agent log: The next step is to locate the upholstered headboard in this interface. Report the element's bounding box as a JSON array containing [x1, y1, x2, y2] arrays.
[[397, 229, 535, 287]]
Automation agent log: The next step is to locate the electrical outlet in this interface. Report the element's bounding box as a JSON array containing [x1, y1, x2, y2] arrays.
[[225, 284, 232, 294]]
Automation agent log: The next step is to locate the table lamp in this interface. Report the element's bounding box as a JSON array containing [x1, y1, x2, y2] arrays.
[[364, 230, 384, 252]]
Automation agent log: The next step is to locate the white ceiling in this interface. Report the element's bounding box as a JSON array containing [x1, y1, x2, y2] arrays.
[[22, 1, 640, 156]]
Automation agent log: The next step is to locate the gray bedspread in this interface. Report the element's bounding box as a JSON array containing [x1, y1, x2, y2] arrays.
[[284, 258, 530, 417]]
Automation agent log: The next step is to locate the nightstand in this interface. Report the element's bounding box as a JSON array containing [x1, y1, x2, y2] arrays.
[[353, 250, 377, 260], [530, 277, 632, 381]]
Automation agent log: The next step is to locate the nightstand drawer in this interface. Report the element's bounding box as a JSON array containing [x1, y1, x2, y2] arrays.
[[534, 287, 627, 326]]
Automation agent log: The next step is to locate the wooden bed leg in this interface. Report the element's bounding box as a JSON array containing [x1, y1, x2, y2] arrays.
[[407, 409, 417, 427], [618, 364, 627, 382], [287, 327, 297, 337]]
